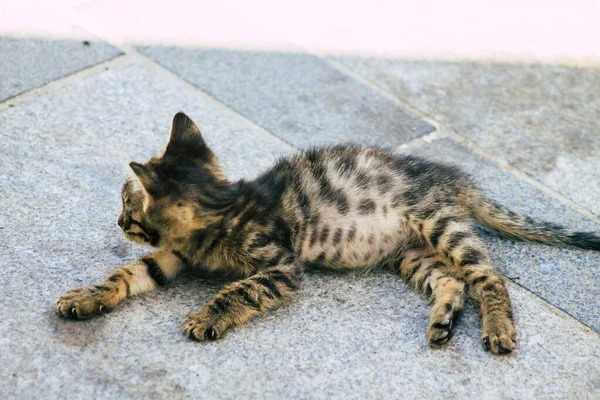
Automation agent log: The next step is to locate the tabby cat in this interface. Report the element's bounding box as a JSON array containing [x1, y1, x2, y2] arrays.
[[56, 112, 600, 355]]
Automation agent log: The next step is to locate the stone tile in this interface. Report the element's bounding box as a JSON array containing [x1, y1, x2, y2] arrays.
[[334, 57, 600, 215], [1, 61, 599, 399], [135, 45, 434, 148], [0, 35, 122, 101], [409, 138, 600, 332], [2, 265, 600, 398]]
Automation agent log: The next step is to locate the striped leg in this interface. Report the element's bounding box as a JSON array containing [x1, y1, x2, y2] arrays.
[[182, 256, 302, 341], [396, 249, 466, 346], [421, 211, 517, 354], [56, 250, 186, 319]]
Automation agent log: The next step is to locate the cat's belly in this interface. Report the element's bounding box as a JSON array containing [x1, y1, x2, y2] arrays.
[[296, 209, 414, 269]]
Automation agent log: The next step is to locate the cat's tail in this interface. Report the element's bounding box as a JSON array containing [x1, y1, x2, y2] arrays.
[[469, 193, 600, 250]]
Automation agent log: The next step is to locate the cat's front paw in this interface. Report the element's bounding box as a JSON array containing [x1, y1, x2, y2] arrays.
[[181, 308, 223, 341], [56, 287, 109, 319], [482, 313, 517, 355]]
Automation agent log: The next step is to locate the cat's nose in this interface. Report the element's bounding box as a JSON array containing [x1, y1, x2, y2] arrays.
[[117, 215, 124, 228]]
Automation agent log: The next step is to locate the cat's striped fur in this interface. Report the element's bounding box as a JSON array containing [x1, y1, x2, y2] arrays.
[[57, 112, 600, 354]]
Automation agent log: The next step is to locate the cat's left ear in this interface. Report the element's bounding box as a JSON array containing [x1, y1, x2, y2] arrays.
[[129, 162, 169, 199], [164, 112, 209, 159]]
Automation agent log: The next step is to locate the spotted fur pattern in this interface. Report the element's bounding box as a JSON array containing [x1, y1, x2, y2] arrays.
[[57, 112, 600, 355]]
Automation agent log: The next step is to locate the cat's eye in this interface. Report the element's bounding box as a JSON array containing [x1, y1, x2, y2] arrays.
[[177, 202, 183, 207]]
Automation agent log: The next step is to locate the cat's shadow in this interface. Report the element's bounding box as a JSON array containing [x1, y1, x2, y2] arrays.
[[43, 308, 108, 348]]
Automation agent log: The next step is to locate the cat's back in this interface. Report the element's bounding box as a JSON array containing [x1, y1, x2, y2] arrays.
[[287, 143, 468, 208]]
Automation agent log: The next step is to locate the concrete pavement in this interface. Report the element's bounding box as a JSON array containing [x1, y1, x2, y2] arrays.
[[2, 1, 599, 398]]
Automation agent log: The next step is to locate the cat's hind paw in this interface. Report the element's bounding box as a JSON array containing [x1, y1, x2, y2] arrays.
[[427, 301, 461, 347], [482, 313, 517, 355]]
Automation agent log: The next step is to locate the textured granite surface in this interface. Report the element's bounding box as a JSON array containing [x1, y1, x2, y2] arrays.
[[410, 138, 600, 332], [1, 60, 600, 399], [135, 45, 435, 148], [2, 270, 600, 399], [0, 35, 122, 101], [334, 57, 600, 216]]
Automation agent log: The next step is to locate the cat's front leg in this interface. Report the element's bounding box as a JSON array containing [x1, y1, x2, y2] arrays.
[[182, 255, 302, 341], [56, 250, 186, 319]]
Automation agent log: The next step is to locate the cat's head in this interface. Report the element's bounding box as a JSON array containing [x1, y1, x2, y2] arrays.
[[117, 112, 233, 247]]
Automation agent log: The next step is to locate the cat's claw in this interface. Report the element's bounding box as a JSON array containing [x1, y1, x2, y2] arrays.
[[56, 288, 108, 319], [482, 314, 517, 355], [182, 310, 224, 341], [205, 326, 219, 341], [427, 302, 461, 348], [482, 336, 490, 349]]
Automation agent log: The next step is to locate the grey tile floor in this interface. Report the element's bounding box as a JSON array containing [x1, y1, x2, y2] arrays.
[[1, 1, 599, 399]]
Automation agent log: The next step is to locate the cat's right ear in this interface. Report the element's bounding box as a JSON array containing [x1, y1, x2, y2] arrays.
[[129, 162, 168, 199], [164, 112, 209, 159]]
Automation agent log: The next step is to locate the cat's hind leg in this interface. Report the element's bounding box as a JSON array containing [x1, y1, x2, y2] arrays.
[[390, 249, 466, 347], [420, 211, 517, 354]]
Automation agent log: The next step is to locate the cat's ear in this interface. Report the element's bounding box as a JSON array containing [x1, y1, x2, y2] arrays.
[[129, 162, 168, 199], [164, 112, 208, 158]]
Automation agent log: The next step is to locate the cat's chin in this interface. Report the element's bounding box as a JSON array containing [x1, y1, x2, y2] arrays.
[[124, 232, 154, 246]]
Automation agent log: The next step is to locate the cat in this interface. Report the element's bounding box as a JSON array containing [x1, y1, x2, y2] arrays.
[[56, 112, 600, 355]]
